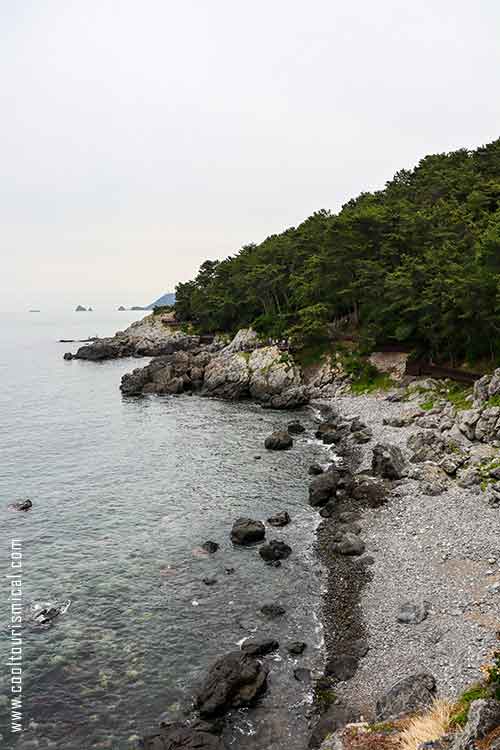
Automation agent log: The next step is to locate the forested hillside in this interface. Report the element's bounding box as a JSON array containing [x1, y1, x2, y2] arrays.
[[175, 138, 500, 363]]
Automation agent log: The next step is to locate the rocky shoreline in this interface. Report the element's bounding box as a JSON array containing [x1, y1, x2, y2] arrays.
[[63, 316, 500, 749]]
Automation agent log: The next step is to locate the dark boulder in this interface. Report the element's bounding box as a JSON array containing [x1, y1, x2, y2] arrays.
[[332, 533, 365, 556], [259, 540, 292, 562], [230, 518, 265, 545], [352, 475, 388, 507], [141, 720, 224, 750], [308, 463, 324, 476], [264, 431, 293, 450], [11, 499, 32, 512], [63, 352, 73, 360], [287, 641, 307, 655], [325, 654, 358, 681], [201, 541, 219, 554], [203, 577, 217, 586], [241, 639, 279, 657], [375, 672, 436, 720], [288, 420, 306, 434], [372, 443, 406, 480], [308, 466, 354, 508], [195, 651, 268, 718], [267, 385, 310, 410], [331, 522, 362, 542], [267, 511, 291, 527], [260, 603, 286, 618], [308, 704, 354, 748], [319, 500, 337, 518]]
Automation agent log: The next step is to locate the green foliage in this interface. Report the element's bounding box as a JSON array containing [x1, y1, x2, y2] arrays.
[[420, 398, 436, 410], [443, 383, 473, 411], [450, 684, 491, 727], [351, 372, 395, 394], [175, 139, 500, 361], [152, 305, 173, 315], [486, 394, 500, 408]]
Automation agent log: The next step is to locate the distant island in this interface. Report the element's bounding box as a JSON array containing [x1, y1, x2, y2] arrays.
[[29, 309, 41, 313], [117, 293, 176, 312], [75, 305, 93, 312]]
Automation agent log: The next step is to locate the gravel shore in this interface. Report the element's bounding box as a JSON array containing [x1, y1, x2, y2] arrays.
[[316, 392, 500, 720]]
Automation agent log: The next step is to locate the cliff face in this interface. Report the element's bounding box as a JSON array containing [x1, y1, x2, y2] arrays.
[[119, 327, 310, 409]]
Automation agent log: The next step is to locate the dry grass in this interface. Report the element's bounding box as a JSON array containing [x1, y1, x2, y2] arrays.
[[399, 699, 454, 750]]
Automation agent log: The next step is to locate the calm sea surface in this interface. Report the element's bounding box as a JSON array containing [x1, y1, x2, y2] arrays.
[[0, 310, 326, 750]]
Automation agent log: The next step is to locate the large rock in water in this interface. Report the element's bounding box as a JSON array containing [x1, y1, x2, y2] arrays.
[[264, 431, 293, 450], [372, 443, 406, 479], [230, 518, 265, 545], [141, 720, 223, 750], [375, 672, 436, 720], [308, 467, 354, 508], [195, 651, 268, 717]]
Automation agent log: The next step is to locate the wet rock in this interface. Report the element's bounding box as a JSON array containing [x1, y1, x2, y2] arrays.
[[309, 468, 353, 508], [452, 699, 500, 750], [63, 352, 73, 360], [375, 672, 436, 720], [230, 518, 265, 545], [264, 430, 293, 450], [287, 641, 307, 655], [260, 603, 286, 618], [372, 443, 405, 479], [288, 420, 306, 434], [142, 719, 224, 750], [267, 511, 291, 527], [332, 533, 365, 556], [325, 654, 358, 681], [308, 704, 354, 749], [266, 385, 310, 410], [397, 601, 430, 624], [202, 577, 217, 586], [350, 638, 369, 658], [259, 540, 292, 562], [201, 541, 219, 554], [11, 498, 32, 511], [34, 607, 61, 625], [195, 651, 268, 718], [241, 639, 279, 656], [308, 463, 324, 476]]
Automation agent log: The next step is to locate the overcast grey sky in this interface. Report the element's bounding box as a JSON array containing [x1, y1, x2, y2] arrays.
[[1, 0, 499, 309]]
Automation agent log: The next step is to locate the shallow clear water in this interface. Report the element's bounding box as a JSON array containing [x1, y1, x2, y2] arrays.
[[0, 311, 326, 750]]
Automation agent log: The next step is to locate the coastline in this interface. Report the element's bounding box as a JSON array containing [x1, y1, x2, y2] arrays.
[[60, 318, 500, 749]]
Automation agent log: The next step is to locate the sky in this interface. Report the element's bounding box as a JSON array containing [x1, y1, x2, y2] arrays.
[[1, 0, 499, 310]]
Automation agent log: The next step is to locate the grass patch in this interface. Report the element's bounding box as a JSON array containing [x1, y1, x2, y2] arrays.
[[444, 383, 473, 411], [450, 684, 490, 727], [420, 398, 436, 411], [485, 394, 500, 408], [351, 372, 395, 395]]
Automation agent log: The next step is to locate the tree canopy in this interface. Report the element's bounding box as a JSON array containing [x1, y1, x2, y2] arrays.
[[175, 138, 500, 363]]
